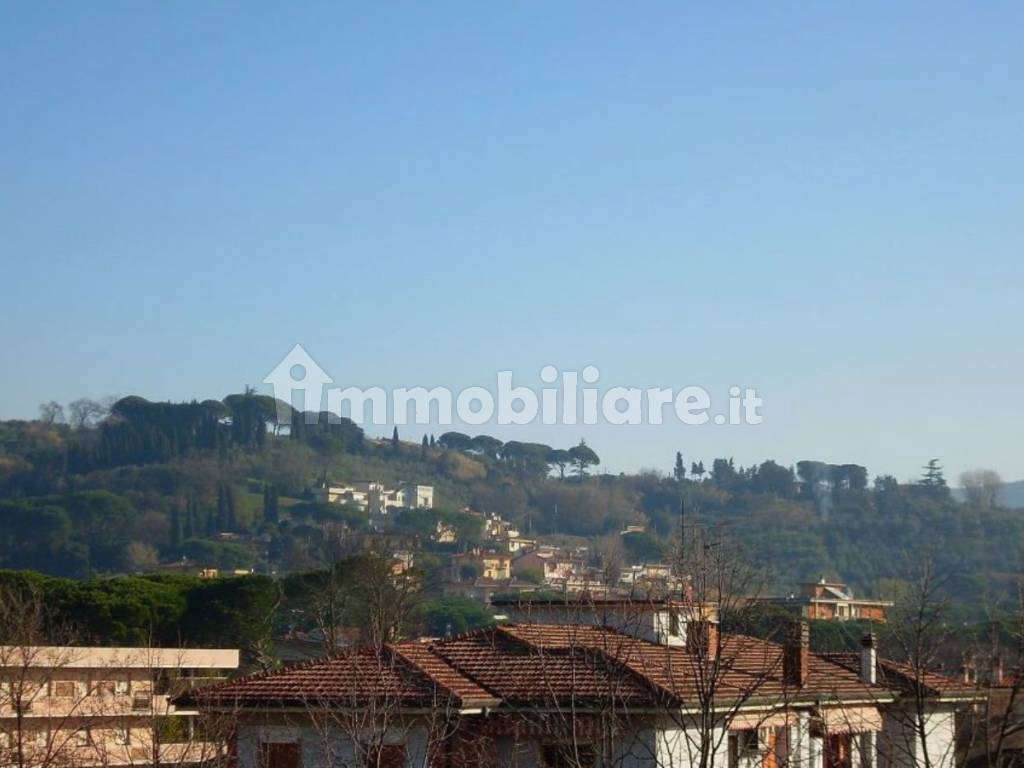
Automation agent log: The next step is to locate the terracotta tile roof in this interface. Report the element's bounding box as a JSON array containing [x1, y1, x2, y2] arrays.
[[182, 645, 496, 710], [185, 625, 901, 712], [824, 652, 976, 699]]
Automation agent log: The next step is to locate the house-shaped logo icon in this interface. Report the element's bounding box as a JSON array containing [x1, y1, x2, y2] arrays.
[[263, 344, 334, 424]]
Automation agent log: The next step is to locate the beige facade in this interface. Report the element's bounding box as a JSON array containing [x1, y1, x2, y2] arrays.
[[0, 646, 238, 767]]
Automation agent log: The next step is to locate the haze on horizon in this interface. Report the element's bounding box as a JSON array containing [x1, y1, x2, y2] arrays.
[[2, 2, 1021, 484]]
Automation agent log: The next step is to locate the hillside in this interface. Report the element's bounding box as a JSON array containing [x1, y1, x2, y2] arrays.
[[1, 393, 1021, 615]]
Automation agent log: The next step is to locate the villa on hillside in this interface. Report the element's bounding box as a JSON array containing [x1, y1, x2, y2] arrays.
[[757, 578, 894, 623], [314, 481, 434, 516]]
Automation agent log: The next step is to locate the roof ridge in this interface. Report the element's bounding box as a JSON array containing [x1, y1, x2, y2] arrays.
[[424, 631, 506, 702]]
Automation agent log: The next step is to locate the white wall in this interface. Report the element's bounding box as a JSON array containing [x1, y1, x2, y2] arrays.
[[879, 707, 957, 768]]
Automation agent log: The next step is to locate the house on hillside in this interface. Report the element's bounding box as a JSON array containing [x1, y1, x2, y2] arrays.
[[315, 481, 434, 516], [758, 578, 894, 622], [450, 551, 511, 582], [0, 646, 238, 767], [180, 601, 975, 768], [511, 548, 578, 584]]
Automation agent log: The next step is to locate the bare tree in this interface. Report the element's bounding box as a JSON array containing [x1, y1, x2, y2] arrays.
[[876, 559, 973, 768], [960, 470, 1003, 510], [651, 522, 787, 768], [67, 398, 109, 430], [37, 402, 66, 425], [961, 579, 1024, 768], [0, 585, 94, 768]]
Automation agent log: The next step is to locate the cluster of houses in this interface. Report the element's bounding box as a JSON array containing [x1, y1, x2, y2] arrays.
[[8, 589, 1018, 768], [182, 597, 975, 768]]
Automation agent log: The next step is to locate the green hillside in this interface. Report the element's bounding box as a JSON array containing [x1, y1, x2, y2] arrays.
[[2, 393, 1021, 616]]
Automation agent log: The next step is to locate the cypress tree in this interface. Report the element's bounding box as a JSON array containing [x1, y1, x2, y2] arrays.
[[216, 485, 228, 532], [183, 496, 195, 539], [170, 504, 183, 550], [226, 485, 238, 532]]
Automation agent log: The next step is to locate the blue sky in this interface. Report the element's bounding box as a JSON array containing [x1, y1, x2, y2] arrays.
[[2, 2, 1021, 483]]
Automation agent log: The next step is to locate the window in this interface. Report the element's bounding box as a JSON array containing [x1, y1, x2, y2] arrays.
[[261, 742, 301, 768], [115, 680, 130, 696], [93, 681, 116, 697], [826, 734, 852, 768], [729, 730, 760, 768], [72, 728, 92, 747], [541, 744, 597, 768], [53, 681, 76, 698], [131, 693, 151, 711], [668, 609, 681, 636], [364, 743, 405, 768]]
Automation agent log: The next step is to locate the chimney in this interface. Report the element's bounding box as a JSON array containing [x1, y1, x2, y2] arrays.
[[687, 619, 719, 660], [783, 619, 810, 687], [860, 633, 877, 685]]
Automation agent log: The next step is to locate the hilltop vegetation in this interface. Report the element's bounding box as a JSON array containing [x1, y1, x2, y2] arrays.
[[2, 393, 1022, 613]]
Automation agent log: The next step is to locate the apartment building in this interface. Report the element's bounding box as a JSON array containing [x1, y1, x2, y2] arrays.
[[0, 646, 238, 767]]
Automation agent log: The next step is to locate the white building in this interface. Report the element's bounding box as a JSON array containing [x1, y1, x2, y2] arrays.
[[315, 481, 434, 516]]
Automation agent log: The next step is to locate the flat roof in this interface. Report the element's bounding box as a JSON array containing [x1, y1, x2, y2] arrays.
[[0, 646, 239, 669]]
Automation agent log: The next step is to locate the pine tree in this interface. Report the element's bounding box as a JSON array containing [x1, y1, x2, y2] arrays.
[[673, 451, 686, 482]]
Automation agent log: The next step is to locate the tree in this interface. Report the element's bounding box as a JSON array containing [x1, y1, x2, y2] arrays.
[[67, 397, 108, 429], [673, 452, 686, 482], [547, 448, 573, 479], [470, 434, 503, 459], [961, 469, 1002, 509], [391, 426, 400, 452], [569, 440, 600, 481], [665, 521, 787, 768], [37, 401, 65, 425], [262, 483, 279, 525], [0, 584, 96, 768], [919, 459, 949, 497], [169, 504, 183, 551], [502, 441, 554, 479], [751, 460, 795, 497], [437, 431, 473, 451], [873, 559, 966, 768], [709, 457, 742, 490], [690, 460, 706, 481], [421, 434, 429, 460]]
